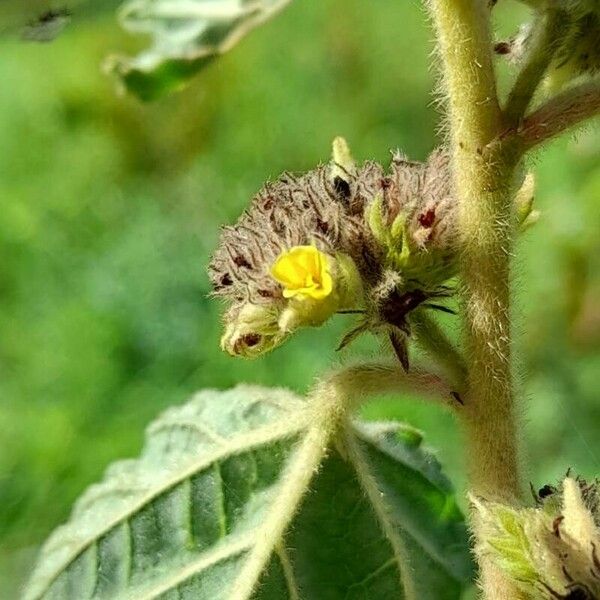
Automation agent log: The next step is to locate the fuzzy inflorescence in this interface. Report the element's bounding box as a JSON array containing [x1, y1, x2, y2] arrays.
[[208, 140, 459, 359]]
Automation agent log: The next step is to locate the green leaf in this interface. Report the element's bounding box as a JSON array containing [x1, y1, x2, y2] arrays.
[[106, 0, 293, 100], [25, 385, 473, 600]]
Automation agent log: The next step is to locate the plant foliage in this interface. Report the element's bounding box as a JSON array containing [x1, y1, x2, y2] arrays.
[[25, 386, 473, 599], [107, 0, 293, 100]]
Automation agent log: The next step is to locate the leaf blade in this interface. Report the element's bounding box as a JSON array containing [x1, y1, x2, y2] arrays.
[[24, 385, 308, 600], [351, 420, 474, 584], [25, 386, 474, 600]]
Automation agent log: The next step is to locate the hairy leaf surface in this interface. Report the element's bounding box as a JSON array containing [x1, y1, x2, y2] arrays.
[[25, 385, 473, 599], [106, 0, 293, 100]]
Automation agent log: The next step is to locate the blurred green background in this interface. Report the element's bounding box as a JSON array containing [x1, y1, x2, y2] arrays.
[[0, 1, 599, 597]]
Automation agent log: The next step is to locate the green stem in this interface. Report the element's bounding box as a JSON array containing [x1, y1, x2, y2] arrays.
[[519, 77, 600, 150], [504, 9, 567, 123], [411, 310, 467, 393], [428, 1, 524, 598]]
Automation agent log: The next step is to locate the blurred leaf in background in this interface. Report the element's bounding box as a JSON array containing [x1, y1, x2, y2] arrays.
[[0, 0, 598, 598], [107, 0, 294, 100]]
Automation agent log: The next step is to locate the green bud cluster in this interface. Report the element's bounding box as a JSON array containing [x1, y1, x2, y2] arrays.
[[473, 477, 600, 599]]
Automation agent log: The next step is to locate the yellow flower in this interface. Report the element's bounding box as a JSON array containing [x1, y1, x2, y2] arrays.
[[270, 246, 333, 300], [220, 249, 363, 358]]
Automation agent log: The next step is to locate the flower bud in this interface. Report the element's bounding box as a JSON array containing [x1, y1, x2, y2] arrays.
[[220, 303, 283, 358], [472, 476, 600, 599]]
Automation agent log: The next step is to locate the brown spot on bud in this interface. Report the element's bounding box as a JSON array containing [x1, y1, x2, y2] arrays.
[[418, 208, 436, 228], [234, 333, 262, 354], [234, 255, 252, 269], [552, 515, 564, 538], [333, 176, 351, 201], [451, 391, 464, 405], [538, 484, 556, 499], [262, 196, 275, 210], [315, 217, 329, 234]]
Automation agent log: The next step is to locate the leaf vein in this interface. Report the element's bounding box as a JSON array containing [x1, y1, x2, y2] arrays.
[[343, 423, 419, 600], [275, 543, 301, 600], [130, 533, 254, 600], [31, 417, 308, 600]]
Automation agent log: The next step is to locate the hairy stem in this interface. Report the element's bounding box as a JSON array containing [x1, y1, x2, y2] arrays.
[[326, 361, 457, 411], [411, 310, 467, 393], [428, 1, 523, 598], [504, 8, 567, 123], [429, 0, 502, 148], [519, 77, 600, 150]]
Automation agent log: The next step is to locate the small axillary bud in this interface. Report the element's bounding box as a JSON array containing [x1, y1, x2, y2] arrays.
[[545, 3, 600, 92], [514, 171, 540, 231], [471, 476, 600, 599], [331, 136, 356, 183], [561, 477, 598, 552], [366, 194, 413, 270]]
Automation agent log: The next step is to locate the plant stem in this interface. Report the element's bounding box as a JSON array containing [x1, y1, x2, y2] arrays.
[[326, 361, 455, 408], [519, 78, 600, 150], [504, 9, 566, 123], [428, 1, 524, 597], [411, 310, 467, 393]]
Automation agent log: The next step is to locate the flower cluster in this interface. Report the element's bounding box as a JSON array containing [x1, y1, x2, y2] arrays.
[[208, 138, 459, 360], [473, 477, 600, 599]]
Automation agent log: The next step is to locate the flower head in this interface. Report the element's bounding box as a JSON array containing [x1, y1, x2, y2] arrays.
[[208, 138, 462, 360]]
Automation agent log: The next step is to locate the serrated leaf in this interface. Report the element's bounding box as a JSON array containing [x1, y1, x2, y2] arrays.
[[25, 385, 473, 600], [105, 0, 293, 100]]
